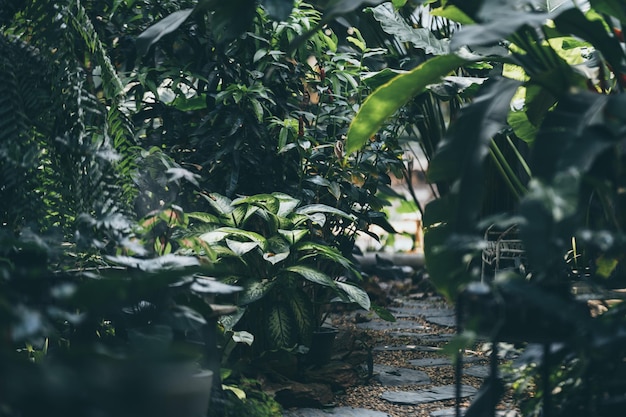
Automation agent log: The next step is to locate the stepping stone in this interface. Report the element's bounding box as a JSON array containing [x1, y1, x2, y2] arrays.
[[408, 356, 485, 367], [391, 307, 455, 319], [373, 344, 441, 352], [283, 407, 391, 417], [464, 365, 490, 379], [356, 320, 426, 331], [371, 364, 431, 386], [424, 315, 456, 328], [387, 332, 453, 343], [419, 334, 455, 343], [381, 385, 477, 405], [408, 357, 453, 367], [430, 408, 518, 417], [388, 331, 432, 339]]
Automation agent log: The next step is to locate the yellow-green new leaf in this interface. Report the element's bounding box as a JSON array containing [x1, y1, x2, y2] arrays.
[[346, 54, 467, 155]]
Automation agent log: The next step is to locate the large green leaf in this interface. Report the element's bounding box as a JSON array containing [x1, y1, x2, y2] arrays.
[[335, 281, 371, 310], [200, 227, 268, 250], [532, 91, 612, 181], [136, 9, 194, 56], [285, 265, 337, 287], [289, 288, 315, 342], [200, 192, 234, 215], [239, 280, 275, 305], [295, 242, 354, 271], [187, 212, 220, 224], [267, 303, 296, 349], [273, 192, 301, 217], [296, 204, 355, 220], [553, 7, 626, 74], [345, 54, 467, 155], [449, 9, 552, 51], [233, 194, 280, 214], [368, 3, 450, 55], [590, 0, 626, 24]]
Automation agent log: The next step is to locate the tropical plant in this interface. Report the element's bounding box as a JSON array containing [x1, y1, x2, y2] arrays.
[[139, 192, 374, 354]]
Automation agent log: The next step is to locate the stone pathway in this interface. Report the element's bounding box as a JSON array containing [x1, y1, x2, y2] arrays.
[[282, 294, 517, 417]]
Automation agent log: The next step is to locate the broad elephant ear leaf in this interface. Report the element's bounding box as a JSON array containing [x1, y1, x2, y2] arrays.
[[424, 77, 520, 300], [345, 54, 467, 155], [532, 91, 612, 181], [553, 8, 626, 74], [449, 9, 553, 51]]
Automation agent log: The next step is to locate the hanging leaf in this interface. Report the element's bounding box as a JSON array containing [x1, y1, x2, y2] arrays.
[[372, 303, 396, 322], [136, 9, 194, 57], [335, 281, 371, 310]]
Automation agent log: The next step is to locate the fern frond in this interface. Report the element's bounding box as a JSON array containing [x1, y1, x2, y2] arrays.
[[66, 1, 124, 99]]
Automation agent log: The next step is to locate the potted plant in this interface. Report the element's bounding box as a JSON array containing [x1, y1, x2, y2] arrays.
[[177, 192, 375, 361]]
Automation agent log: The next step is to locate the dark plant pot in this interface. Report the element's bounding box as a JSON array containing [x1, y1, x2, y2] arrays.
[[307, 327, 339, 366]]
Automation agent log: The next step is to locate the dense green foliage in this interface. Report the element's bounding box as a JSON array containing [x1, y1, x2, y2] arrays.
[[5, 0, 626, 415], [347, 0, 626, 415], [0, 1, 404, 416]]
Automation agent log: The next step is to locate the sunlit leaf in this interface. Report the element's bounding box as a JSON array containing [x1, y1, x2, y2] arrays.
[[226, 239, 260, 256], [346, 54, 467, 155]]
